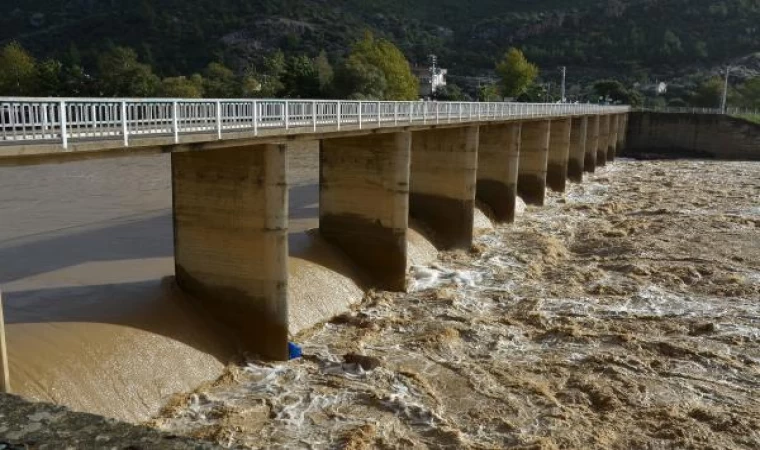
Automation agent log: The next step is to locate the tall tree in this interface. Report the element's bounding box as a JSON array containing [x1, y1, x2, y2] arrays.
[[495, 48, 539, 98], [314, 50, 334, 96], [690, 77, 724, 108], [281, 55, 321, 98], [335, 32, 417, 100], [159, 75, 204, 98], [202, 62, 238, 98], [97, 46, 159, 96], [736, 77, 760, 109], [0, 42, 37, 96]]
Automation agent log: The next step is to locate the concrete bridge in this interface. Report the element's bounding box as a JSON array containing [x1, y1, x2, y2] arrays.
[[1, 98, 629, 360]]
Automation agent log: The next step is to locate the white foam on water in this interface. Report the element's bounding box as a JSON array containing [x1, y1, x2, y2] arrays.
[[409, 264, 483, 292]]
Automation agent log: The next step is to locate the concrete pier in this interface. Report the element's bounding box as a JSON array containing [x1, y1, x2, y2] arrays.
[[547, 118, 572, 192], [608, 115, 620, 162], [568, 117, 588, 183], [320, 133, 411, 292], [617, 114, 627, 152], [518, 120, 551, 206], [597, 115, 611, 166], [410, 127, 479, 249], [476, 123, 521, 223], [172, 144, 289, 360], [585, 115, 600, 173]]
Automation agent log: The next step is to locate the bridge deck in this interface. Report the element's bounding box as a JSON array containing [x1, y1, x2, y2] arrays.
[[0, 98, 627, 158]]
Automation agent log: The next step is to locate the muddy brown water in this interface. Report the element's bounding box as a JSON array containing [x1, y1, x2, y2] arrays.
[[2, 149, 759, 448], [150, 159, 759, 449], [0, 142, 448, 422]]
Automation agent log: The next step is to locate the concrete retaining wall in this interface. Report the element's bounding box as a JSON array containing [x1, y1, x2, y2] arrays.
[[626, 112, 760, 160]]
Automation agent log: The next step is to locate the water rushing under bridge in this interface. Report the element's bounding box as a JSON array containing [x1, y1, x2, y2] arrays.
[[1, 97, 631, 360]]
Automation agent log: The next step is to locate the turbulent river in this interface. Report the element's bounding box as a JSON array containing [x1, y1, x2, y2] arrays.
[[2, 149, 759, 448], [154, 159, 760, 449]]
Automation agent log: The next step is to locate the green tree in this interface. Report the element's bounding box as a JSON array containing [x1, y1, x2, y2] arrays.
[[314, 50, 334, 96], [36, 59, 64, 96], [478, 84, 501, 102], [159, 75, 204, 98], [333, 57, 388, 100], [97, 46, 159, 96], [281, 55, 321, 98], [0, 42, 37, 95], [690, 77, 723, 108], [593, 80, 642, 105], [495, 48, 539, 98], [336, 32, 418, 100], [736, 77, 760, 108], [202, 62, 238, 98], [433, 83, 470, 101]]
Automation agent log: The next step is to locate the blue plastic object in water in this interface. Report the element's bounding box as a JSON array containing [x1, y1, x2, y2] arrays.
[[288, 342, 303, 360]]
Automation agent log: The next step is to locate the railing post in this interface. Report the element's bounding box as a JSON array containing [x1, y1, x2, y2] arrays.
[[172, 101, 179, 144], [253, 100, 258, 136], [121, 101, 128, 147], [377, 101, 381, 127], [216, 100, 222, 139], [394, 102, 398, 125], [313, 101, 318, 132], [284, 100, 290, 130], [423, 102, 427, 124], [59, 101, 68, 150], [436, 102, 440, 124], [337, 101, 341, 130], [358, 101, 362, 129]]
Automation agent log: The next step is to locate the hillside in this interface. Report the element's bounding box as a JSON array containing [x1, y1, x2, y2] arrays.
[[2, 0, 760, 81]]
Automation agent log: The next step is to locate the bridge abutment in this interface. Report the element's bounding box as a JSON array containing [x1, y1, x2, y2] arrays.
[[585, 115, 600, 173], [568, 116, 588, 182], [319, 132, 411, 292], [518, 120, 551, 206], [547, 118, 572, 192], [476, 123, 521, 223], [171, 144, 289, 361], [410, 126, 479, 249]]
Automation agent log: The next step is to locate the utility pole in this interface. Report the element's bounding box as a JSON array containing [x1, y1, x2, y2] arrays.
[[720, 66, 731, 114], [560, 66, 567, 103]]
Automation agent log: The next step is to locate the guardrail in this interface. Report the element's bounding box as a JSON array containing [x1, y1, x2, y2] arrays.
[[642, 106, 760, 115], [0, 98, 629, 150]]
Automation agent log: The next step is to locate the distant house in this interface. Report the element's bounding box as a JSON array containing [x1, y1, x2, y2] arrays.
[[636, 81, 668, 95], [414, 66, 448, 98]]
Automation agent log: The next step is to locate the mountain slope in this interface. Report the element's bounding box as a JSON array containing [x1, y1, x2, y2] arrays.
[[2, 0, 759, 79]]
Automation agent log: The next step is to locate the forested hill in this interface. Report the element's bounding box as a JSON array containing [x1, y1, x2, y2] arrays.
[[2, 0, 760, 80]]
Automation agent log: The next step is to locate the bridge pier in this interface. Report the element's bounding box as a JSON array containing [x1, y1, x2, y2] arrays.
[[320, 132, 411, 292], [476, 123, 521, 223], [608, 115, 620, 162], [518, 120, 551, 206], [547, 118, 572, 192], [617, 113, 628, 152], [597, 115, 611, 166], [585, 115, 600, 173], [172, 144, 289, 361], [568, 116, 588, 183], [410, 126, 479, 249]]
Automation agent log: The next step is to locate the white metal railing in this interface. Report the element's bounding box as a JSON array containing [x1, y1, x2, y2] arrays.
[[0, 98, 629, 151], [643, 106, 760, 116]]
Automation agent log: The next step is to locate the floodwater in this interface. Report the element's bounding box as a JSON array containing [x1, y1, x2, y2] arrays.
[[150, 160, 760, 449], [0, 141, 445, 422]]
